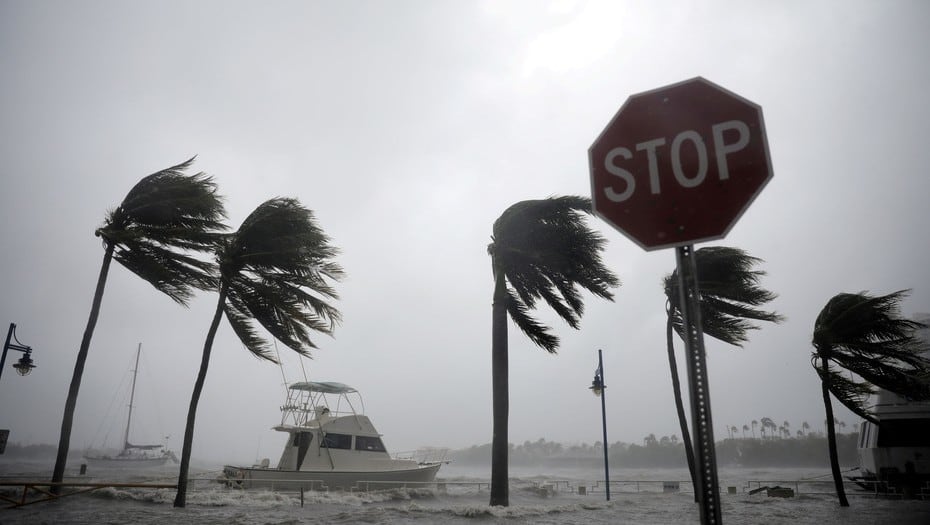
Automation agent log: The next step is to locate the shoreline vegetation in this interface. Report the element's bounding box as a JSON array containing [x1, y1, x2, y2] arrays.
[[2, 433, 860, 469]]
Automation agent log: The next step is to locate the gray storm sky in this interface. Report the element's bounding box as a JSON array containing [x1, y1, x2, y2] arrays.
[[1, 0, 928, 464]]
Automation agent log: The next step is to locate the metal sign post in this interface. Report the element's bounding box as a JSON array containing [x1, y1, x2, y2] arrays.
[[675, 245, 721, 524]]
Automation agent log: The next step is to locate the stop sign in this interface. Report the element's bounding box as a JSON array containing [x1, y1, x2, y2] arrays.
[[589, 77, 772, 251]]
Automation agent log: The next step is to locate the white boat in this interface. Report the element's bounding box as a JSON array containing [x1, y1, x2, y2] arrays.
[[220, 381, 446, 491], [84, 344, 177, 468], [854, 313, 930, 494]]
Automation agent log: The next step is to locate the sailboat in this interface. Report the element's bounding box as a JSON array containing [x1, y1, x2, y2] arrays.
[[84, 343, 177, 468]]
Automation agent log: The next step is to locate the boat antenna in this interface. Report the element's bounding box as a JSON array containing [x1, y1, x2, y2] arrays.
[[298, 352, 310, 383], [273, 339, 289, 397]]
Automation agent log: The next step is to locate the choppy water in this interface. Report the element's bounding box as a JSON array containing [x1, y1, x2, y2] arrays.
[[2, 460, 928, 524]]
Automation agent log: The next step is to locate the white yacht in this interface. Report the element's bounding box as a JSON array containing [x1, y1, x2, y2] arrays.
[[855, 313, 930, 494], [220, 381, 446, 491]]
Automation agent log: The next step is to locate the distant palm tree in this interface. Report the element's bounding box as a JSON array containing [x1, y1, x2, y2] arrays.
[[759, 417, 775, 440], [742, 424, 749, 439], [51, 158, 226, 489], [783, 420, 790, 437], [173, 198, 343, 507], [487, 196, 619, 507], [730, 425, 738, 440], [811, 290, 930, 507], [801, 421, 810, 436], [663, 247, 782, 496], [751, 420, 758, 438]]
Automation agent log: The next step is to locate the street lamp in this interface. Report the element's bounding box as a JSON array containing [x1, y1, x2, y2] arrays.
[[1, 323, 36, 382], [589, 349, 609, 501]]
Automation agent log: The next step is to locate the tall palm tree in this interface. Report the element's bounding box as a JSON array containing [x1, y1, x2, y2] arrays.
[[742, 424, 749, 439], [51, 158, 226, 488], [663, 246, 782, 498], [801, 421, 810, 436], [751, 419, 758, 438], [487, 196, 619, 507], [173, 198, 343, 507], [811, 290, 930, 507]]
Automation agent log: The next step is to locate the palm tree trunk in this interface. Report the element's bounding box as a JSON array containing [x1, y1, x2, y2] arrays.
[[174, 284, 227, 508], [821, 359, 849, 507], [51, 244, 115, 492], [489, 270, 509, 507], [667, 316, 699, 503]]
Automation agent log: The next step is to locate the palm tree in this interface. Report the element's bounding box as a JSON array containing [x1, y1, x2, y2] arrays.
[[801, 421, 810, 436], [487, 196, 619, 507], [742, 424, 749, 439], [173, 198, 343, 507], [663, 247, 781, 497], [751, 419, 758, 438], [811, 290, 930, 507], [760, 417, 775, 439], [51, 158, 226, 489]]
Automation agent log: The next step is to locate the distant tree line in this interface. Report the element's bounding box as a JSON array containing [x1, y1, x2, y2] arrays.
[[449, 434, 859, 469]]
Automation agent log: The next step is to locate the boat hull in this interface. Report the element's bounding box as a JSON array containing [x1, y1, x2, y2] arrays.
[[84, 455, 172, 468], [221, 462, 443, 491]]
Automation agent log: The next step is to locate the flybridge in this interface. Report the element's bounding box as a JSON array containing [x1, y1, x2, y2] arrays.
[[278, 381, 364, 428]]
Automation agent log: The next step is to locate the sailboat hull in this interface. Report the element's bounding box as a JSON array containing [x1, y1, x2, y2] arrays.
[[83, 455, 173, 468]]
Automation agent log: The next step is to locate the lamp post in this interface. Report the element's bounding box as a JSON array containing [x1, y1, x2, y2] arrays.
[[1, 323, 36, 382], [589, 349, 609, 501]]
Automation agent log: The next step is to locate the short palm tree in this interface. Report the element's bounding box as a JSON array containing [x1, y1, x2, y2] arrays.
[[173, 198, 343, 507], [663, 246, 782, 499], [51, 157, 226, 488], [811, 290, 930, 507], [487, 196, 619, 507]]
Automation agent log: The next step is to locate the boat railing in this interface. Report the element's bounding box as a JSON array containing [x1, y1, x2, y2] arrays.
[[350, 480, 488, 494], [392, 447, 450, 465]]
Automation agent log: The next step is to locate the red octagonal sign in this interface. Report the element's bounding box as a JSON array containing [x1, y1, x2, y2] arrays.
[[589, 77, 773, 251]]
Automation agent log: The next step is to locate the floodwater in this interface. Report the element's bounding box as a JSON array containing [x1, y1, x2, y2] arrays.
[[1, 460, 928, 524]]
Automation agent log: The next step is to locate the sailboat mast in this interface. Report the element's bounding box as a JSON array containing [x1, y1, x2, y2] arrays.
[[123, 343, 142, 450]]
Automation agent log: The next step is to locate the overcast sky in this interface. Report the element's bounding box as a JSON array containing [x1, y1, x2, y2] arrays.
[[1, 0, 928, 466]]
